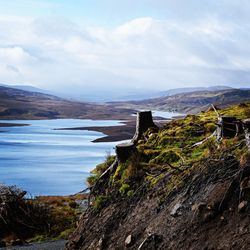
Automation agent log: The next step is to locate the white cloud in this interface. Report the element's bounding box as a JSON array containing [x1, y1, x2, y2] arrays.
[[0, 15, 249, 92]]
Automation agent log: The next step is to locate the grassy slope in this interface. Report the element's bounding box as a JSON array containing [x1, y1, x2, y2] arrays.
[[66, 102, 250, 250]]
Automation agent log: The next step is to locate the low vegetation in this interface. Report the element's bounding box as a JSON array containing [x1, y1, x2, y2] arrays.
[[0, 185, 87, 246]]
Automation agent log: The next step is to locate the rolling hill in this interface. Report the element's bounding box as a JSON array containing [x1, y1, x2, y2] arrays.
[[0, 86, 135, 120], [113, 88, 250, 114]]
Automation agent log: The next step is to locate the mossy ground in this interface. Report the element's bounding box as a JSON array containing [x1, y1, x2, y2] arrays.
[[88, 102, 250, 209]]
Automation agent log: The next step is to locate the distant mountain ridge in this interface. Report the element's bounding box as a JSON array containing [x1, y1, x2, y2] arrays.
[[160, 86, 232, 97], [1, 84, 249, 118], [113, 88, 250, 114], [0, 85, 135, 120], [0, 83, 56, 96], [0, 83, 232, 102]]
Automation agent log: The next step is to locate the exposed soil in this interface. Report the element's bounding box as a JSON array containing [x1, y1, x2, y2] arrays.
[[66, 157, 250, 250]]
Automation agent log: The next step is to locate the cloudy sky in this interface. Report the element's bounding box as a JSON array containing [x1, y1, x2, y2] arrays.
[[0, 0, 250, 93]]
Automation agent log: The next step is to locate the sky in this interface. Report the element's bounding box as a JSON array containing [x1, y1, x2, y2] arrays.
[[0, 0, 250, 94]]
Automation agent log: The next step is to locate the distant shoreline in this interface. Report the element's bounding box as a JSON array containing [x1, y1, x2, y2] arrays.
[[55, 119, 171, 143], [55, 120, 136, 143], [0, 122, 29, 127], [0, 117, 174, 142]]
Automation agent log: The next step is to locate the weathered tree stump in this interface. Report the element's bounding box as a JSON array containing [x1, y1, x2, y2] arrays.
[[216, 116, 239, 140], [132, 111, 157, 143], [243, 119, 250, 150], [116, 142, 136, 163]]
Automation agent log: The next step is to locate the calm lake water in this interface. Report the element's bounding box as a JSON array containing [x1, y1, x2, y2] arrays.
[[0, 119, 125, 196], [0, 112, 180, 196]]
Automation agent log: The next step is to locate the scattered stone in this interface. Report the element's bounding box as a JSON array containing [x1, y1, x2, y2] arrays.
[[125, 234, 133, 247], [238, 201, 248, 213]]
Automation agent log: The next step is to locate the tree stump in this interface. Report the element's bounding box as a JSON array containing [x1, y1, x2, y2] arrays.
[[243, 119, 250, 150], [116, 142, 136, 163], [132, 111, 157, 143], [216, 116, 239, 140]]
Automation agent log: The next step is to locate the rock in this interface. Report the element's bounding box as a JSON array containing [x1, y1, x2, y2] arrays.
[[0, 241, 6, 247], [125, 234, 133, 247], [238, 201, 248, 213], [170, 203, 182, 217]]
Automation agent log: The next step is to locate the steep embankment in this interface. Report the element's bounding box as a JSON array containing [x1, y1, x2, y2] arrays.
[[113, 89, 250, 114], [0, 86, 134, 120], [66, 103, 250, 250]]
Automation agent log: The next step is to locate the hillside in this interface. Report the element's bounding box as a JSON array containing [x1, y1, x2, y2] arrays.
[[66, 103, 250, 250], [114, 89, 250, 114], [0, 86, 134, 120], [160, 86, 232, 97]]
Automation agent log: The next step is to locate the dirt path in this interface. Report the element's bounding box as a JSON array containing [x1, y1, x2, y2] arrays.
[[1, 240, 66, 250]]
